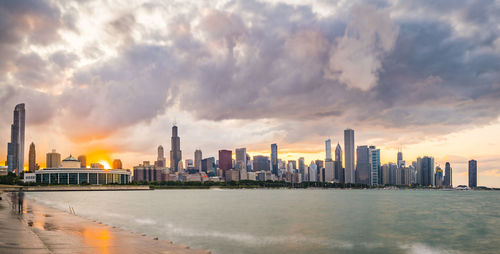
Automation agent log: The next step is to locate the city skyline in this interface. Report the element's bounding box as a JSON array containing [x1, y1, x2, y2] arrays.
[[1, 0, 500, 187]]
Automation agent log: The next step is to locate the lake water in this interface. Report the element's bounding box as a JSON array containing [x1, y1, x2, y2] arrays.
[[27, 189, 500, 254]]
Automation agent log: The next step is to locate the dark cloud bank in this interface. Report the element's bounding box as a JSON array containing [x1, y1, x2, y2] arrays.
[[1, 0, 500, 144]]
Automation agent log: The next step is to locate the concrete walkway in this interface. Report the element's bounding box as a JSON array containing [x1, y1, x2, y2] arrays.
[[0, 193, 210, 254]]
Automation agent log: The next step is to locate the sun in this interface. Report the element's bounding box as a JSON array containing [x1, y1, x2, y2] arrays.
[[98, 160, 111, 170]]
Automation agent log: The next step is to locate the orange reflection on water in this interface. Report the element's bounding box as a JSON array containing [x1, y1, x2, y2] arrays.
[[82, 228, 112, 254]]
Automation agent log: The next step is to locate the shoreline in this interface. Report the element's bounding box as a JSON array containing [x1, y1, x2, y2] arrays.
[[0, 193, 210, 254]]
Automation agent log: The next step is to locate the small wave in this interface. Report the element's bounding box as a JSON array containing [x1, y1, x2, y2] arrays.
[[135, 218, 157, 225], [400, 243, 461, 254]]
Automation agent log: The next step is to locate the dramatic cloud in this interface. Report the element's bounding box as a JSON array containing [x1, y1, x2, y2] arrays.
[[1, 0, 500, 186]]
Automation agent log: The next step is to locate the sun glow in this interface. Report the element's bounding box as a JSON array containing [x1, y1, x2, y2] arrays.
[[98, 160, 111, 170]]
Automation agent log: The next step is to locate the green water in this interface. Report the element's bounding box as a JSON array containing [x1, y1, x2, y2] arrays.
[[28, 189, 500, 254]]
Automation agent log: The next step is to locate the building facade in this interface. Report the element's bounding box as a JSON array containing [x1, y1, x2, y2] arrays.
[[344, 129, 355, 184], [46, 150, 61, 168], [6, 103, 25, 175], [271, 144, 278, 175], [468, 160, 477, 188], [356, 145, 371, 185], [170, 125, 182, 172], [218, 150, 232, 176], [28, 142, 36, 172]]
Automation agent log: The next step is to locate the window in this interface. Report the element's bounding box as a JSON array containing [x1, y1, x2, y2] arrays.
[[50, 173, 58, 184], [42, 174, 49, 184], [98, 173, 106, 184], [59, 173, 68, 184], [69, 173, 78, 185], [89, 173, 97, 184], [79, 173, 88, 184]]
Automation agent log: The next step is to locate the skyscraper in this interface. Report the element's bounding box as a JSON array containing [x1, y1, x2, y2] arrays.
[[397, 150, 405, 168], [253, 155, 270, 171], [335, 143, 344, 183], [309, 161, 318, 182], [355, 145, 371, 185], [6, 103, 25, 175], [235, 148, 247, 170], [156, 145, 166, 167], [78, 155, 87, 168], [435, 166, 443, 187], [170, 125, 182, 172], [444, 162, 452, 187], [112, 159, 123, 169], [344, 129, 355, 184], [325, 139, 332, 161], [194, 149, 202, 171], [218, 150, 232, 176], [28, 142, 36, 172], [420, 156, 435, 186], [46, 149, 61, 168], [468, 160, 477, 188], [369, 146, 380, 186], [271, 144, 278, 175]]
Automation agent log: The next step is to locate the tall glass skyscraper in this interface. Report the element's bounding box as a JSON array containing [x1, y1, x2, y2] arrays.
[[344, 129, 355, 184], [369, 146, 380, 186], [325, 139, 332, 161], [468, 160, 477, 188], [271, 144, 278, 175], [356, 145, 371, 185], [444, 162, 452, 187], [7, 103, 25, 175], [170, 125, 182, 172], [335, 143, 344, 183]]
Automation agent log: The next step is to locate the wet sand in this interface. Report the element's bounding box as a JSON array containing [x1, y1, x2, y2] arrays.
[[0, 193, 210, 254]]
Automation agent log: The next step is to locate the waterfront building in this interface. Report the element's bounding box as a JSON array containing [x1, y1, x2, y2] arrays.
[[194, 149, 202, 171], [389, 163, 397, 185], [201, 157, 215, 174], [28, 142, 36, 172], [271, 144, 278, 175], [247, 171, 257, 181], [344, 129, 355, 184], [185, 159, 194, 169], [253, 155, 270, 171], [315, 160, 324, 182], [112, 159, 123, 169], [6, 103, 25, 175], [468, 160, 477, 188], [418, 156, 435, 186], [36, 155, 131, 184], [133, 163, 166, 182], [381, 164, 390, 185], [444, 162, 452, 187], [46, 149, 61, 168], [435, 166, 443, 187], [369, 146, 380, 186], [309, 161, 318, 182], [235, 148, 247, 170], [325, 139, 332, 161], [225, 169, 240, 182], [170, 125, 182, 172], [218, 150, 232, 176], [324, 161, 334, 182], [356, 145, 371, 185], [156, 145, 166, 167], [78, 155, 87, 168], [335, 143, 344, 183]]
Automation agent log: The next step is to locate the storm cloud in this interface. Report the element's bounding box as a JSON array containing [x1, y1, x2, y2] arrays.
[[1, 0, 500, 174]]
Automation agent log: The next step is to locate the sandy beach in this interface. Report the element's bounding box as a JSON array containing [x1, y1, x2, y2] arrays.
[[0, 192, 210, 254]]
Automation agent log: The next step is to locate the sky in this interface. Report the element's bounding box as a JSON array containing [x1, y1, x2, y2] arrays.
[[1, 0, 500, 187]]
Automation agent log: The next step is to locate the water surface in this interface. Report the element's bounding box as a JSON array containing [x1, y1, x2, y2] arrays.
[[27, 189, 500, 254]]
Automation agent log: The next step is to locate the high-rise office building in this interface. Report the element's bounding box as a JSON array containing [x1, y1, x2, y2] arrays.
[[28, 142, 36, 172], [309, 161, 318, 182], [170, 125, 182, 172], [271, 144, 278, 175], [253, 155, 270, 171], [78, 155, 87, 168], [356, 145, 370, 185], [298, 157, 305, 171], [397, 150, 405, 168], [369, 146, 380, 186], [435, 166, 443, 187], [444, 162, 452, 187], [194, 149, 202, 171], [420, 156, 435, 186], [156, 145, 166, 167], [201, 157, 215, 174], [235, 148, 247, 170], [335, 143, 344, 183], [468, 160, 477, 188], [218, 150, 232, 176], [325, 139, 332, 161], [344, 129, 355, 184], [46, 149, 61, 168], [6, 103, 25, 175], [324, 160, 334, 182], [112, 159, 123, 169]]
